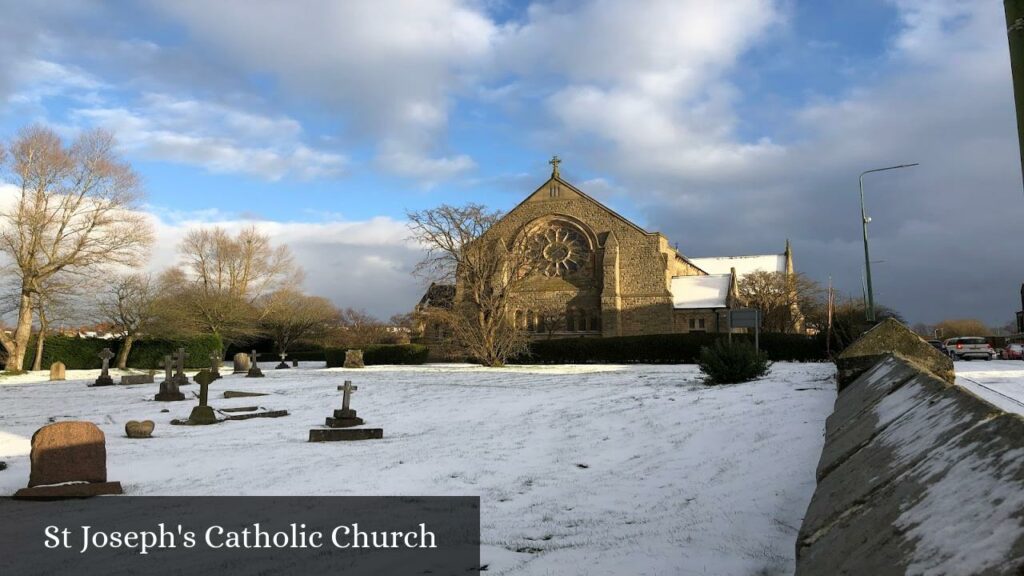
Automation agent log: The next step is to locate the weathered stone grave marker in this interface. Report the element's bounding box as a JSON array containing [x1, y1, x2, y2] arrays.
[[246, 349, 264, 378], [232, 352, 250, 374], [91, 348, 115, 387], [209, 351, 222, 380], [49, 362, 65, 381], [120, 374, 154, 385], [172, 347, 190, 386], [309, 379, 383, 442], [155, 354, 185, 401], [13, 421, 123, 498], [184, 370, 218, 425], [125, 420, 154, 438], [276, 352, 290, 369]]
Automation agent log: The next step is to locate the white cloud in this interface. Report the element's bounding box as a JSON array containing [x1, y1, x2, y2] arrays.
[[150, 0, 497, 183], [70, 94, 347, 181]]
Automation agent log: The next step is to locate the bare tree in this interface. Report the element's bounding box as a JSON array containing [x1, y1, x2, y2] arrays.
[[534, 302, 567, 340], [407, 203, 531, 366], [738, 271, 822, 333], [172, 226, 303, 345], [100, 273, 163, 369], [0, 126, 153, 371], [29, 272, 87, 370], [259, 289, 339, 355]]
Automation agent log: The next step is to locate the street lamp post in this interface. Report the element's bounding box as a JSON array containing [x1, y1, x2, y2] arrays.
[[859, 163, 919, 322]]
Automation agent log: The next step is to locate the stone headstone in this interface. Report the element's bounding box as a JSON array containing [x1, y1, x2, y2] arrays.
[[292, 359, 299, 367], [224, 390, 269, 398], [344, 349, 365, 369], [172, 348, 190, 386], [309, 428, 383, 442], [92, 348, 115, 387], [326, 380, 364, 427], [246, 349, 264, 378], [232, 352, 250, 374], [155, 354, 185, 401], [13, 421, 123, 498], [125, 420, 154, 438], [187, 370, 218, 425], [120, 374, 154, 385], [209, 352, 222, 380], [0, 461, 6, 471], [49, 362, 65, 381], [275, 352, 290, 369]]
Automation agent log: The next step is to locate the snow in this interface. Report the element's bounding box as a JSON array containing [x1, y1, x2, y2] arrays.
[[0, 361, 836, 575], [670, 274, 731, 309], [954, 359, 1024, 416], [688, 255, 785, 277]]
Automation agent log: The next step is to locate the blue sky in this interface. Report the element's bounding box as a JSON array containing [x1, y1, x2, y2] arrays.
[[1, 0, 1021, 325]]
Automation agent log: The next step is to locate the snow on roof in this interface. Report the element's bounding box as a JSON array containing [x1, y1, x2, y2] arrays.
[[689, 254, 785, 277], [671, 274, 731, 309]]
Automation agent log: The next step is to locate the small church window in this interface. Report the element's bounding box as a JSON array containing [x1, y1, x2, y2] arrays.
[[578, 309, 587, 331], [527, 310, 536, 332], [514, 310, 523, 329], [566, 308, 576, 331], [591, 314, 601, 333]]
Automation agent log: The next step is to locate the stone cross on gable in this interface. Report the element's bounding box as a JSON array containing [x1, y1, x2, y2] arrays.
[[338, 380, 358, 412], [98, 348, 114, 376], [549, 155, 561, 177]]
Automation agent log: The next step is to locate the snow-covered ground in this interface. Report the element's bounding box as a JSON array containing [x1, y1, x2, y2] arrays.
[[0, 361, 836, 575], [954, 358, 1024, 416]]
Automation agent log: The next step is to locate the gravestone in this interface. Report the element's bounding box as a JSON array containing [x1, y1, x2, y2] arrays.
[[0, 461, 6, 471], [276, 352, 290, 369], [246, 349, 264, 378], [125, 420, 154, 438], [232, 352, 250, 374], [209, 352, 222, 380], [120, 374, 154, 385], [172, 348, 190, 386], [326, 381, 365, 427], [224, 390, 268, 398], [155, 354, 186, 402], [13, 421, 123, 498], [186, 370, 218, 425], [91, 348, 115, 387], [292, 359, 298, 367], [49, 362, 66, 381], [310, 379, 382, 442], [344, 349, 365, 368]]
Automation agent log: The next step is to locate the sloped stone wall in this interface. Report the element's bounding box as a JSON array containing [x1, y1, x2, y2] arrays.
[[796, 354, 1024, 575]]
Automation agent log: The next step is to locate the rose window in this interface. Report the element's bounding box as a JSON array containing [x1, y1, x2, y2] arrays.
[[527, 224, 591, 277]]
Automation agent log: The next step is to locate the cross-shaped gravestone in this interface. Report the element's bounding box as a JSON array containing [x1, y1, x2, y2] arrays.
[[339, 380, 358, 413], [99, 348, 114, 375], [174, 347, 187, 377], [187, 370, 217, 424], [247, 349, 264, 378], [92, 348, 116, 387], [162, 354, 172, 382], [209, 352, 221, 378]]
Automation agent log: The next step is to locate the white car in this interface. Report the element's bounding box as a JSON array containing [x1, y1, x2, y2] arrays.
[[943, 337, 993, 361]]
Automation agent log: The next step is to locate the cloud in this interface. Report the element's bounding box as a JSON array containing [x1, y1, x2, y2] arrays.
[[150, 0, 496, 183], [70, 93, 347, 181]]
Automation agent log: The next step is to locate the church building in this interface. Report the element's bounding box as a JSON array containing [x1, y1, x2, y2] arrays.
[[422, 157, 800, 338]]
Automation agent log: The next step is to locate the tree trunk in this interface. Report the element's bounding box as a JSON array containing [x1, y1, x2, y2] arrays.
[[31, 308, 48, 371], [116, 334, 135, 370], [3, 292, 35, 372]]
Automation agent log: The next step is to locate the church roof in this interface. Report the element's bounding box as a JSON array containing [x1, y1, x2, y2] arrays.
[[688, 254, 786, 277], [671, 274, 732, 309]]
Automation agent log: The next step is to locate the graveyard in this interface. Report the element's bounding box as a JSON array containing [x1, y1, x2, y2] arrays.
[[0, 359, 836, 575]]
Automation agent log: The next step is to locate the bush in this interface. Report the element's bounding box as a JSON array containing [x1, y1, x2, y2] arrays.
[[16, 334, 223, 370], [698, 339, 771, 385], [325, 344, 429, 367], [515, 332, 826, 364]]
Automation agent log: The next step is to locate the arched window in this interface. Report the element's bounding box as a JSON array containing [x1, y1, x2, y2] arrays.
[[514, 310, 524, 329], [527, 310, 536, 332], [578, 309, 587, 331], [591, 314, 601, 333], [566, 307, 576, 331]]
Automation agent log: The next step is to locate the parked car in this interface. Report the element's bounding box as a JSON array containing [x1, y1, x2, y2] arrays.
[[943, 337, 993, 360], [1001, 343, 1024, 360], [926, 340, 949, 356]]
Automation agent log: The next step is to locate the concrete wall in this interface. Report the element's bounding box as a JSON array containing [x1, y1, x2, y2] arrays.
[[796, 354, 1024, 575]]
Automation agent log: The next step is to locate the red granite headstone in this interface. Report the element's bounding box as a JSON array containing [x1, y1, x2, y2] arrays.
[[14, 421, 123, 499]]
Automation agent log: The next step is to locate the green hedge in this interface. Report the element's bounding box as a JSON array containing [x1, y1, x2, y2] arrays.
[[16, 334, 223, 370], [325, 344, 429, 367], [513, 332, 827, 364]]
